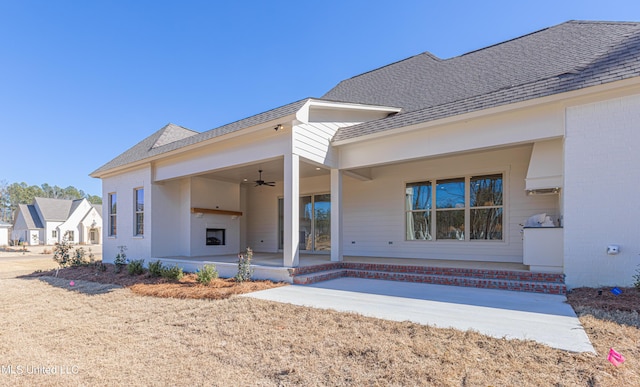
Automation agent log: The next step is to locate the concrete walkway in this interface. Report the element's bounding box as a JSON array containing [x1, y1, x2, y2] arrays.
[[244, 277, 594, 353]]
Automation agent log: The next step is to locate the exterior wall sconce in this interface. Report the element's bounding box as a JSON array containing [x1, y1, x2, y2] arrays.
[[274, 124, 284, 132]]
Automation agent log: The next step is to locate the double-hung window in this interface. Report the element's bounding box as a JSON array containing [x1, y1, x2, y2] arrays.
[[108, 193, 117, 237], [406, 174, 503, 241], [134, 188, 144, 236]]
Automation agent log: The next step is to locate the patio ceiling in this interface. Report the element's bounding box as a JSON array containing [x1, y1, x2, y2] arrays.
[[196, 158, 330, 185]]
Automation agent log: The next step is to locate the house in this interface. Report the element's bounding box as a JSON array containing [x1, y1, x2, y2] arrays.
[[91, 21, 640, 289], [12, 197, 102, 245], [0, 221, 10, 246]]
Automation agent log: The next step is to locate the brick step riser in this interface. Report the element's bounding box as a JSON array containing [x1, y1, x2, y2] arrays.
[[343, 270, 566, 295], [291, 263, 564, 283], [292, 269, 566, 294]]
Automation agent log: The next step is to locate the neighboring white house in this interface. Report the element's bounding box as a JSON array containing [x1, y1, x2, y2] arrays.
[[91, 21, 640, 289], [12, 197, 102, 245], [0, 221, 10, 246]]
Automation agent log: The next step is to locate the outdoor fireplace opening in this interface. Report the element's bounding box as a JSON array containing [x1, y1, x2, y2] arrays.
[[206, 228, 226, 246]]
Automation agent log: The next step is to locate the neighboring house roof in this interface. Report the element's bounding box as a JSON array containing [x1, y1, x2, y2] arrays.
[[91, 99, 311, 175], [92, 20, 640, 172], [17, 204, 44, 229], [34, 197, 76, 222], [92, 204, 103, 214], [329, 21, 640, 141]]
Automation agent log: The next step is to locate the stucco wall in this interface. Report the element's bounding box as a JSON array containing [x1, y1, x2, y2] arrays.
[[245, 145, 558, 263], [151, 178, 189, 257], [340, 145, 558, 262], [102, 166, 152, 263], [189, 177, 241, 256], [564, 93, 640, 288]]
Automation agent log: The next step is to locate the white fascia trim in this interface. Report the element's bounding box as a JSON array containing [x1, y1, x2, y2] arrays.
[[296, 99, 402, 123], [92, 113, 299, 179], [331, 77, 640, 146]]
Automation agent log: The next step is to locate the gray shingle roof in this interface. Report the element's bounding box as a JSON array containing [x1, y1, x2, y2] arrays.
[[34, 197, 75, 222], [92, 99, 311, 175], [330, 21, 640, 142], [92, 20, 640, 173]]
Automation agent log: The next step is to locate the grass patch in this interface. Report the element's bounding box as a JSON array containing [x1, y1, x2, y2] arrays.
[[6, 260, 639, 385]]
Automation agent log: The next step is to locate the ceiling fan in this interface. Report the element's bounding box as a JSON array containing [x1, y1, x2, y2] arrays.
[[254, 170, 275, 187]]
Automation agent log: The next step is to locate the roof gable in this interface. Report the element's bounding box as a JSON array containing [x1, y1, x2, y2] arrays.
[[151, 123, 198, 149], [34, 197, 74, 222], [18, 204, 44, 229], [91, 99, 311, 176]]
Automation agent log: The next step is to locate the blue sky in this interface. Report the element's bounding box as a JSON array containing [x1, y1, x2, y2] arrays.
[[2, 0, 640, 197]]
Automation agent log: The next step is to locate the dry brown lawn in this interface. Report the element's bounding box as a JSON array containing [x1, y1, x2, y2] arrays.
[[0, 258, 638, 386]]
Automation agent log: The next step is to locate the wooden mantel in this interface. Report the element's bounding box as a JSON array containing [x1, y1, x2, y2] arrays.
[[191, 207, 243, 216]]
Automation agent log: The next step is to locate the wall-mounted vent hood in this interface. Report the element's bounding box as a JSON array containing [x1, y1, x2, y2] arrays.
[[525, 139, 563, 195]]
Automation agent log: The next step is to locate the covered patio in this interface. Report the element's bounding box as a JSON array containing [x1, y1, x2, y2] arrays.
[[146, 252, 568, 295]]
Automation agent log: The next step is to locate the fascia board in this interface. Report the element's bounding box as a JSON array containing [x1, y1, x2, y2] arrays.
[[91, 113, 298, 179]]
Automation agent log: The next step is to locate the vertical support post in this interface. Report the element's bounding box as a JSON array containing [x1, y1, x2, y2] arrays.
[[283, 153, 300, 267], [330, 168, 343, 262]]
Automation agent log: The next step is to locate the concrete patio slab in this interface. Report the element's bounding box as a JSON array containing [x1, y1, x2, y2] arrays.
[[243, 277, 594, 353]]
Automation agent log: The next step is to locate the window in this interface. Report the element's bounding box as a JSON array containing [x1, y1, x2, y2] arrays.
[[406, 174, 503, 241], [65, 230, 74, 241], [134, 188, 144, 236], [52, 230, 57, 238], [108, 193, 117, 236]]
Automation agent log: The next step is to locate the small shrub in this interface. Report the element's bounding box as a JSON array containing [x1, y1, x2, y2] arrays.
[[633, 265, 640, 290], [87, 248, 96, 264], [114, 245, 128, 273], [196, 264, 219, 285], [161, 265, 184, 281], [128, 259, 145, 276], [52, 238, 73, 267], [235, 247, 253, 283], [148, 260, 164, 277], [71, 246, 88, 266], [42, 248, 52, 255]]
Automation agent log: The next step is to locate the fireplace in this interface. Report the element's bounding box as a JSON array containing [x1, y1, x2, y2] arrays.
[[206, 228, 226, 246]]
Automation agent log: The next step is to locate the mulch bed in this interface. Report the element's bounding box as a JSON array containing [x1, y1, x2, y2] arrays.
[[567, 287, 640, 312], [26, 263, 287, 299]]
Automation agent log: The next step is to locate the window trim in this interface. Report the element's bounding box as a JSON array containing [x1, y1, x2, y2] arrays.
[[405, 172, 506, 243], [134, 187, 144, 237], [108, 192, 117, 237]]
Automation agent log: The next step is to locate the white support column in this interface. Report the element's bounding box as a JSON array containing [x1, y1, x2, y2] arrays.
[[330, 168, 343, 262], [283, 153, 300, 267]]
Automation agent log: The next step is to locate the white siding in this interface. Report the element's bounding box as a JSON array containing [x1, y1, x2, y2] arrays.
[[564, 94, 640, 288], [294, 122, 354, 166], [0, 226, 8, 246]]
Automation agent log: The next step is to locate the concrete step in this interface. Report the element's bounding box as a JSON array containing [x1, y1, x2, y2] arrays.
[[292, 269, 345, 285]]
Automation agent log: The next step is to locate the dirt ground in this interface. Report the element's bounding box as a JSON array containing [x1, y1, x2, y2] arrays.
[[0, 252, 638, 386]]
